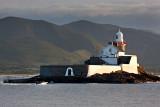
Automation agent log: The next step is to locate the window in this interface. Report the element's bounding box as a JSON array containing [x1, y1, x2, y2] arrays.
[[116, 36, 118, 39]]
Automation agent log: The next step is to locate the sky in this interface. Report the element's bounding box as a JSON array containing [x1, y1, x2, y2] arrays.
[[0, 0, 160, 33]]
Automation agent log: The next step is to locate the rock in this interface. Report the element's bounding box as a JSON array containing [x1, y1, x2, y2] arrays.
[[87, 70, 160, 83], [3, 66, 160, 84]]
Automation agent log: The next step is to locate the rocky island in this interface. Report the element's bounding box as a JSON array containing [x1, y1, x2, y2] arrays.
[[3, 30, 160, 84], [4, 66, 160, 84]]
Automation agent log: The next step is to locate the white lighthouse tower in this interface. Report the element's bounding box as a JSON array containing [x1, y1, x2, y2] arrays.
[[113, 29, 127, 56], [87, 29, 139, 76], [99, 29, 127, 65]]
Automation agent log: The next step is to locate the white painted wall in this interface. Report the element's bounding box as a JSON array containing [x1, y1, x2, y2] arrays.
[[87, 55, 139, 77], [87, 65, 121, 77], [118, 52, 125, 56], [121, 64, 138, 74], [120, 55, 138, 74], [129, 55, 138, 65], [115, 30, 124, 42]]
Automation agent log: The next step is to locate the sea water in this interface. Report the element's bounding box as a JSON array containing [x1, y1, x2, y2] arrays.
[[0, 76, 160, 107]]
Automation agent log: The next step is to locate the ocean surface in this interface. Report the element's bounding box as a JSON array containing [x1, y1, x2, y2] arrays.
[[0, 76, 160, 107]]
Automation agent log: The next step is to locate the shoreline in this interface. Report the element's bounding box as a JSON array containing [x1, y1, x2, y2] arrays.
[[2, 71, 160, 84]]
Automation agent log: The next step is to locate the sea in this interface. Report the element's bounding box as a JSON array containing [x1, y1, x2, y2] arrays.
[[0, 75, 160, 107]]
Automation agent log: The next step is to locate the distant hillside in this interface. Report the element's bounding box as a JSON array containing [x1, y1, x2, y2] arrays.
[[0, 17, 160, 73], [64, 20, 160, 68]]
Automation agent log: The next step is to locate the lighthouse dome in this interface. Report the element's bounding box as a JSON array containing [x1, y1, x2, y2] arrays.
[[115, 29, 124, 42], [116, 30, 123, 37]]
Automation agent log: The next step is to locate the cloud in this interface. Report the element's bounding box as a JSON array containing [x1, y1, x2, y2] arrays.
[[0, 0, 160, 33], [0, 0, 159, 16]]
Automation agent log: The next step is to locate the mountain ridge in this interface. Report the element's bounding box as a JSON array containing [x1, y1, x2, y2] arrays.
[[0, 16, 160, 73]]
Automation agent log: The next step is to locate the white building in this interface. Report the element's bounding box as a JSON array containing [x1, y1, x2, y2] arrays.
[[87, 29, 139, 76], [40, 29, 140, 79]]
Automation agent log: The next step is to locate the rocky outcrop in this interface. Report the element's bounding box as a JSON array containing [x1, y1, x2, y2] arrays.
[[86, 71, 160, 83], [3, 66, 160, 84], [86, 66, 160, 83]]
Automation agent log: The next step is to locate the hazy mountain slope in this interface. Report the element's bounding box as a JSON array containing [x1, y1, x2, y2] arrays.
[[0, 17, 95, 70], [64, 20, 118, 44], [0, 17, 95, 52], [0, 36, 79, 65], [64, 20, 160, 67], [0, 17, 160, 73]]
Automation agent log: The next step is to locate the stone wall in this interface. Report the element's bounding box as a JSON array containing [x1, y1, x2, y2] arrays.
[[40, 65, 88, 79]]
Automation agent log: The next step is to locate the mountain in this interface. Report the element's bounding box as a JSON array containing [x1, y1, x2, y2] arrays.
[[0, 17, 160, 73], [64, 20, 160, 68]]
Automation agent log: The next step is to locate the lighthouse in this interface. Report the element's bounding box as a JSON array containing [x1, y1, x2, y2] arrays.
[[113, 29, 127, 56], [98, 29, 127, 65], [40, 29, 139, 80]]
